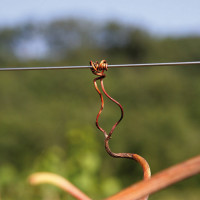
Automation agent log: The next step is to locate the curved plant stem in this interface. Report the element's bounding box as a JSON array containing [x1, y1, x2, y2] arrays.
[[29, 172, 92, 200], [91, 60, 151, 200], [106, 155, 200, 200], [28, 155, 200, 200]]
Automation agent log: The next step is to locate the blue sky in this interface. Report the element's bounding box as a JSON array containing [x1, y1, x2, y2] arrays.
[[1, 0, 200, 36]]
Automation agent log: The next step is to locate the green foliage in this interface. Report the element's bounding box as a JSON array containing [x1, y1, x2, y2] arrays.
[[0, 19, 199, 199]]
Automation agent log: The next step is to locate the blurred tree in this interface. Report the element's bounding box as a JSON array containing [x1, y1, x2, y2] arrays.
[[0, 19, 199, 199]]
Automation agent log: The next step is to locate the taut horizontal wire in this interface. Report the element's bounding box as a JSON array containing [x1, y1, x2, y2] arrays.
[[0, 61, 200, 71]]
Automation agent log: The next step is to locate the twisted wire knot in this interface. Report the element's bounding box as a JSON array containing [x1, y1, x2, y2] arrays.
[[90, 60, 108, 76]]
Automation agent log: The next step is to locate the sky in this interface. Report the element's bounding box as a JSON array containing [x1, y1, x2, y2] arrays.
[[1, 0, 200, 36]]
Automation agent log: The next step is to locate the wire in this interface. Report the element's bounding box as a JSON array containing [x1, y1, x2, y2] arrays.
[[0, 61, 200, 71]]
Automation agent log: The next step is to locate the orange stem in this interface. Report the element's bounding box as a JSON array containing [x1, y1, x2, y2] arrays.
[[29, 172, 92, 200], [106, 155, 200, 200]]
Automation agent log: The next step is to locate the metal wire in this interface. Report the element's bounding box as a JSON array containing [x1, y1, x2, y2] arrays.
[[0, 61, 200, 71]]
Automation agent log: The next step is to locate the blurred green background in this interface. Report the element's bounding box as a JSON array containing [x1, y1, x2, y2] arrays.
[[0, 19, 200, 199]]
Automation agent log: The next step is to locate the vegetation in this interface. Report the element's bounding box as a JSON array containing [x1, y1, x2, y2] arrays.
[[0, 19, 199, 199]]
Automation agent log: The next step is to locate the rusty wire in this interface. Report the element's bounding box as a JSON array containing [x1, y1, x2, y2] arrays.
[[90, 60, 151, 200]]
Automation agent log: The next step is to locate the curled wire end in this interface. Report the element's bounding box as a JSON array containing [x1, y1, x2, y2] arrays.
[[90, 60, 108, 76]]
